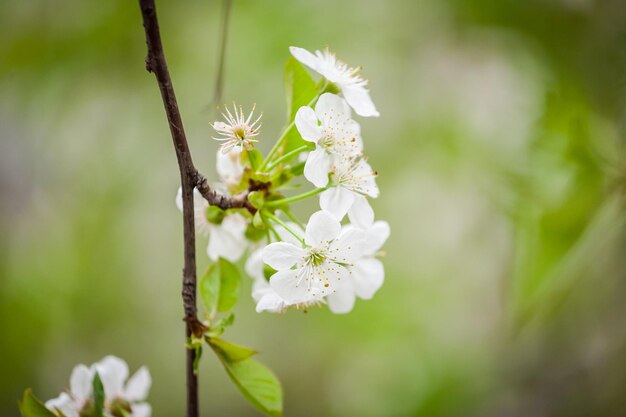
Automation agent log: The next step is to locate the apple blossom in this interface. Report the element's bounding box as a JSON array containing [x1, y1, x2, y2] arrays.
[[262, 210, 366, 304], [94, 356, 152, 417], [296, 92, 362, 188], [289, 46, 379, 117], [211, 103, 261, 153], [216, 148, 244, 189]]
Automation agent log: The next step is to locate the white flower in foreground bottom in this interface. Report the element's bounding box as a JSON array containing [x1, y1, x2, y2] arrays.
[[216, 148, 244, 189], [45, 365, 94, 417], [262, 210, 365, 303], [296, 93, 362, 188], [176, 187, 248, 262], [327, 221, 390, 314], [289, 46, 379, 118], [94, 356, 151, 417], [246, 248, 323, 313], [320, 156, 379, 228], [211, 104, 261, 153]]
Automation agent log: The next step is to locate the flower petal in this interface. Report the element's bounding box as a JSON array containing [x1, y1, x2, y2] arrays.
[[304, 148, 331, 188], [289, 46, 321, 72], [46, 393, 78, 417], [314, 93, 351, 120], [347, 194, 374, 229], [131, 403, 152, 417], [124, 367, 151, 402], [269, 268, 308, 304], [364, 221, 390, 254], [245, 249, 264, 281], [94, 356, 129, 400], [262, 242, 305, 270], [331, 227, 367, 263], [342, 85, 379, 117], [326, 278, 356, 314], [295, 106, 322, 142], [207, 214, 247, 262], [255, 289, 287, 313], [319, 187, 354, 222], [70, 364, 93, 401], [305, 210, 342, 247], [353, 258, 384, 299]]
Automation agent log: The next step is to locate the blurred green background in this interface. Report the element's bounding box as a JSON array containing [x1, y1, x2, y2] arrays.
[[2, 0, 626, 416]]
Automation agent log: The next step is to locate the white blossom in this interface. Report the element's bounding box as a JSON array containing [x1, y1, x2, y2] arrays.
[[94, 356, 152, 417], [211, 104, 261, 153], [45, 365, 94, 417], [262, 210, 365, 304], [176, 187, 248, 262], [289, 46, 379, 117], [216, 148, 244, 189], [327, 221, 390, 314], [320, 156, 379, 228], [295, 93, 362, 188]]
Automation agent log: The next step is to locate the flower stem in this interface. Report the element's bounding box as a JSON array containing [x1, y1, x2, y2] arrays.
[[259, 83, 327, 171], [264, 211, 304, 244], [266, 187, 327, 207], [265, 145, 310, 171], [282, 208, 305, 229]]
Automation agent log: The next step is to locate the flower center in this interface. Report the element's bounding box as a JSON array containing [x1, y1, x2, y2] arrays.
[[306, 248, 327, 267]]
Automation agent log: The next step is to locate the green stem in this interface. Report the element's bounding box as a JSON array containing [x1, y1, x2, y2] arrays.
[[264, 211, 304, 244], [265, 145, 310, 171], [266, 187, 327, 207], [259, 83, 327, 171], [282, 208, 305, 229]]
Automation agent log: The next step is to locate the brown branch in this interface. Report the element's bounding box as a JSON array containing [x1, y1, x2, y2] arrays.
[[138, 1, 250, 416]]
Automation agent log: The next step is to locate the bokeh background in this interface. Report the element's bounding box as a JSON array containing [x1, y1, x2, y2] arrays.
[[2, 0, 626, 416]]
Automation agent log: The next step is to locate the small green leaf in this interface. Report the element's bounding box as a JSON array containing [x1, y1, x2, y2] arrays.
[[206, 206, 225, 224], [19, 389, 57, 417], [93, 372, 105, 417], [199, 263, 220, 316], [248, 191, 265, 209], [208, 337, 257, 362], [216, 355, 283, 417], [199, 259, 241, 316], [281, 58, 318, 159], [217, 258, 240, 312], [244, 149, 264, 170], [193, 345, 203, 375]]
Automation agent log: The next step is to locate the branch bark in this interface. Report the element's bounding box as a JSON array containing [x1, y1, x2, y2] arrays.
[[138, 1, 250, 416]]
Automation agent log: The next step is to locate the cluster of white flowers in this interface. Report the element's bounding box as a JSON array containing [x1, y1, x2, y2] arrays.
[[177, 46, 388, 315], [45, 356, 151, 417]]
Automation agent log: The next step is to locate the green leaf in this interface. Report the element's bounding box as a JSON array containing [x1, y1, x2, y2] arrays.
[[208, 337, 257, 362], [199, 259, 241, 316], [217, 258, 240, 312], [19, 389, 57, 417], [244, 149, 264, 170], [93, 372, 105, 417], [216, 355, 283, 417], [281, 58, 318, 158]]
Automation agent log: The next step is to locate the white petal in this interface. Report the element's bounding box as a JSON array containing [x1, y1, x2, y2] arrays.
[[305, 210, 341, 247], [332, 227, 367, 263], [319, 187, 354, 221], [347, 194, 374, 229], [245, 249, 264, 281], [321, 261, 351, 291], [207, 214, 247, 262], [255, 290, 287, 313], [70, 364, 93, 401], [314, 93, 351, 120], [269, 268, 308, 304], [304, 148, 331, 188], [175, 187, 183, 212], [295, 106, 322, 142], [46, 393, 79, 417], [94, 356, 129, 400], [262, 242, 305, 270], [131, 403, 152, 417], [353, 258, 384, 299], [124, 367, 151, 402], [273, 219, 305, 245], [342, 85, 379, 117], [364, 221, 390, 254], [216, 149, 244, 186], [326, 278, 356, 314], [289, 46, 321, 72]]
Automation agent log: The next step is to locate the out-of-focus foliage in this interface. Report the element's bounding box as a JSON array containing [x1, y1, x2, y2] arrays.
[[1, 0, 625, 416]]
